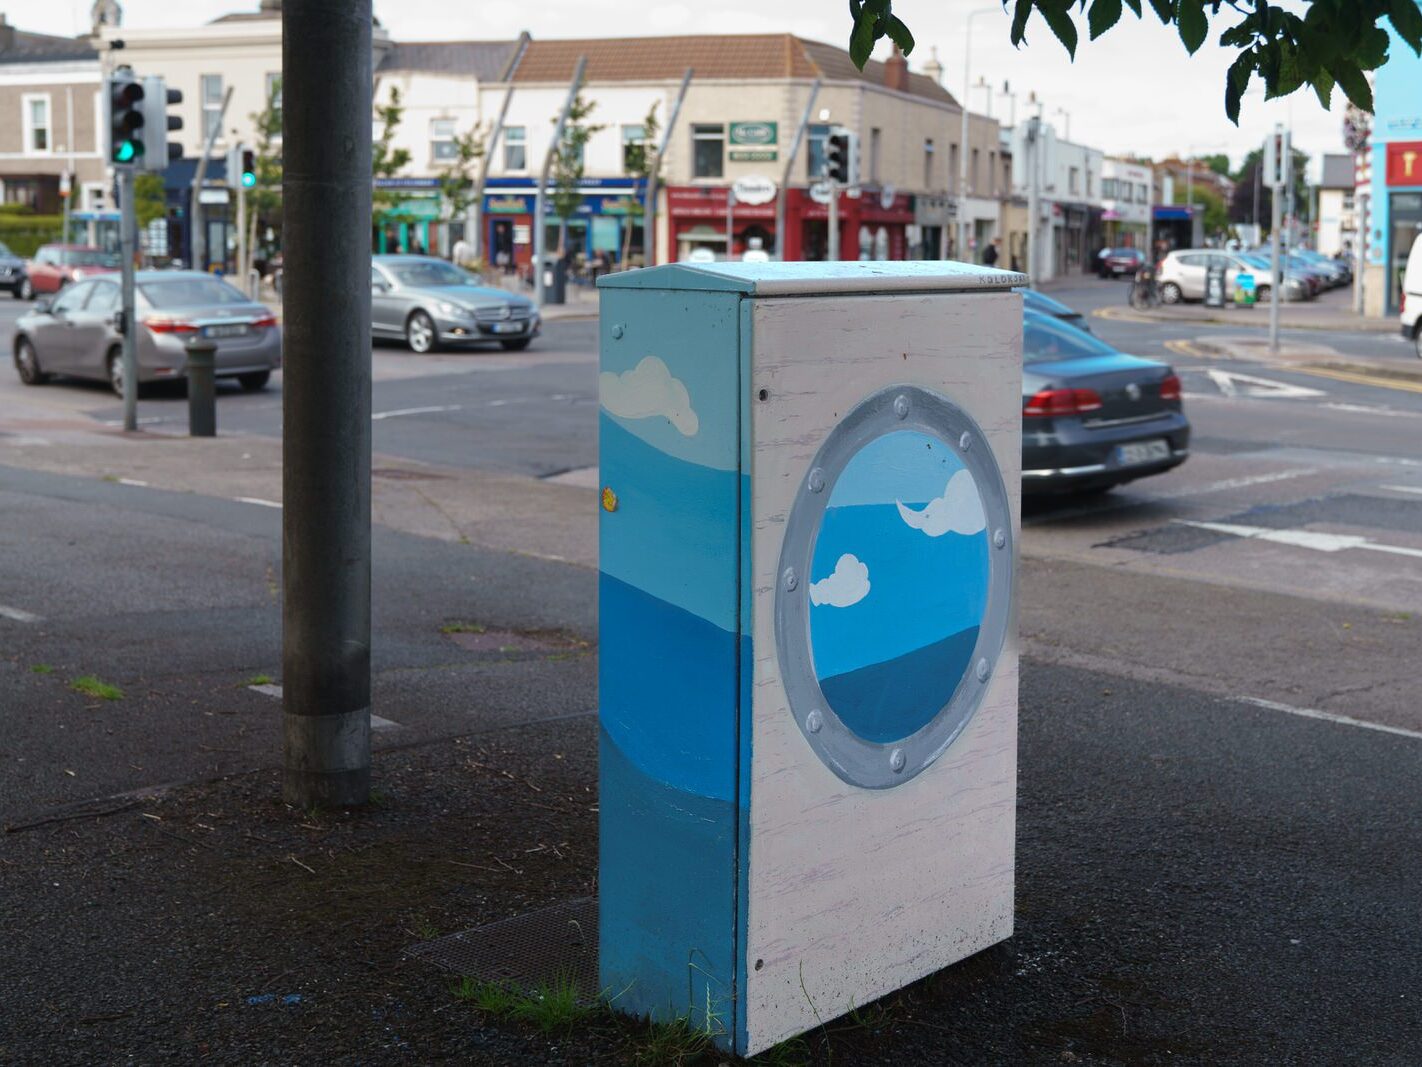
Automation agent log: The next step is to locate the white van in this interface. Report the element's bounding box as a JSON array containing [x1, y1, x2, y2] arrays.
[[1403, 233, 1422, 358]]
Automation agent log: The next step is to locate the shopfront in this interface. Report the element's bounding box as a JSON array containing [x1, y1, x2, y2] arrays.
[[666, 184, 778, 261], [781, 186, 916, 262], [1383, 143, 1422, 313], [483, 177, 646, 273], [373, 177, 446, 256]]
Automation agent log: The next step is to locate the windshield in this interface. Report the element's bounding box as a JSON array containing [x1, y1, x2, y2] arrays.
[[1023, 310, 1119, 364], [389, 260, 470, 288], [1019, 288, 1078, 318], [139, 277, 250, 308], [63, 249, 120, 268]]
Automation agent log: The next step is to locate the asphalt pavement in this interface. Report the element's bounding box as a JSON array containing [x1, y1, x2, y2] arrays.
[[2, 278, 1422, 1062]]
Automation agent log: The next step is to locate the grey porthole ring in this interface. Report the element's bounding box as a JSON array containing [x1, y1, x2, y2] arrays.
[[773, 383, 1015, 790]]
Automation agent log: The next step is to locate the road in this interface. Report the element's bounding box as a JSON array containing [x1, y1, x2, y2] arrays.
[[3, 278, 1422, 1059]]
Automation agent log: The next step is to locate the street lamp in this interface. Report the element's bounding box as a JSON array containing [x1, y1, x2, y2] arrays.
[[1053, 106, 1071, 143], [958, 6, 999, 262]]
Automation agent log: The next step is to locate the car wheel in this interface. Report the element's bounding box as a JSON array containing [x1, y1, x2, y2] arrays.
[[237, 370, 271, 391], [1414, 326, 1422, 361], [499, 338, 531, 351], [18, 277, 33, 300], [14, 337, 48, 385], [107, 349, 127, 398], [1160, 282, 1183, 305], [406, 310, 438, 353], [1255, 285, 1270, 303]]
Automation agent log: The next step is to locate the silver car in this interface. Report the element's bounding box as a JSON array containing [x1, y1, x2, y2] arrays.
[[371, 254, 540, 353], [12, 271, 282, 395]]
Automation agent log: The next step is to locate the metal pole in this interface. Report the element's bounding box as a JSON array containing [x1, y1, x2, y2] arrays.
[[775, 78, 819, 262], [1269, 131, 1283, 354], [471, 84, 517, 262], [281, 0, 373, 807], [828, 180, 840, 261], [958, 9, 996, 261], [64, 87, 74, 249], [645, 67, 694, 266], [535, 55, 586, 307], [1026, 115, 1040, 285], [190, 86, 233, 271], [725, 184, 735, 261], [118, 166, 139, 432], [237, 167, 247, 288], [1354, 191, 1368, 315]]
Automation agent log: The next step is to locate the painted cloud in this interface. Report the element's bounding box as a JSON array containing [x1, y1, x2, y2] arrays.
[[809, 553, 870, 608], [896, 469, 986, 537], [599, 355, 699, 437]]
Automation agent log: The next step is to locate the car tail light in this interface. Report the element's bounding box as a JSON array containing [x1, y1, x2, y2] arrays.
[[1159, 374, 1182, 401], [144, 317, 199, 334], [251, 313, 277, 329], [1023, 387, 1103, 417]]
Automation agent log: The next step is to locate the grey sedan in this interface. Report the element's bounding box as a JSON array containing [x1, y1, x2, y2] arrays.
[[12, 271, 282, 396], [372, 255, 539, 353]]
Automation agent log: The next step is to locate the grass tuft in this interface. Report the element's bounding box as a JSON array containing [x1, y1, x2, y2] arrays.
[[440, 621, 486, 634], [29, 664, 55, 675], [69, 675, 123, 701], [245, 673, 275, 687], [452, 973, 594, 1033]]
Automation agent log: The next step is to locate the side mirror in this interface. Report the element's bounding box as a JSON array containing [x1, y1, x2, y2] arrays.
[[372, 280, 389, 293], [113, 309, 128, 336], [35, 297, 52, 314]]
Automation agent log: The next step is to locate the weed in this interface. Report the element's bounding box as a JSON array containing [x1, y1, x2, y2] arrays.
[[29, 664, 54, 675], [368, 787, 391, 810], [69, 675, 123, 701], [101, 474, 119, 483], [1384, 611, 1413, 623], [452, 974, 592, 1033], [633, 1016, 713, 1065], [440, 621, 486, 635], [411, 914, 440, 940], [245, 673, 274, 687], [753, 1036, 812, 1066]]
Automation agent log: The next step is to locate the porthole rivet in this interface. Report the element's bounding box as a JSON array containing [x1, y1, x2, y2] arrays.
[[976, 658, 991, 682], [783, 567, 797, 592], [808, 468, 826, 493], [994, 528, 1007, 550], [611, 323, 625, 339], [893, 394, 910, 419], [889, 748, 906, 772], [806, 709, 824, 734], [959, 431, 972, 451]]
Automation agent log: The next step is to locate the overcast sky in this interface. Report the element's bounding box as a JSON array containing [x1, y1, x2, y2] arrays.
[[27, 0, 1353, 171]]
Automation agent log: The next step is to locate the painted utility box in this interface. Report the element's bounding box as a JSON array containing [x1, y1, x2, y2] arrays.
[[597, 261, 1023, 1056]]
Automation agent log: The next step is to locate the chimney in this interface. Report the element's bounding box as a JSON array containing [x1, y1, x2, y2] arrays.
[[884, 45, 909, 93], [0, 14, 14, 53], [922, 46, 944, 86]]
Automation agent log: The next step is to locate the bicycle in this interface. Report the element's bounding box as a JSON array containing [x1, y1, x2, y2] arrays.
[[1129, 266, 1160, 311]]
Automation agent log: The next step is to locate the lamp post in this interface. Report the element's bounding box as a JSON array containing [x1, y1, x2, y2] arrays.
[[957, 6, 999, 261], [1053, 106, 1071, 143]]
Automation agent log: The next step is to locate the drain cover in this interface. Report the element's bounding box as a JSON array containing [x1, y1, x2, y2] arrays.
[[407, 896, 598, 998], [373, 468, 449, 481]]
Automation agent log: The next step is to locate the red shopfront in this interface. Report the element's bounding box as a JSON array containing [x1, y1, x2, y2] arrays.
[[782, 187, 916, 262], [665, 186, 778, 262]]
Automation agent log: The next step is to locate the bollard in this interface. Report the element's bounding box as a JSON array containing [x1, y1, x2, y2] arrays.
[[596, 261, 1024, 1055], [186, 336, 217, 437]]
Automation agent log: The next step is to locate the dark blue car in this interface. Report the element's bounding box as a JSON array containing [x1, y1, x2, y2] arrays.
[[1021, 308, 1189, 493]]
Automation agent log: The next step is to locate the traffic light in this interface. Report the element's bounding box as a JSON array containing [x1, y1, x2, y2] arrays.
[[141, 75, 184, 172], [226, 144, 256, 189], [825, 129, 856, 185], [107, 68, 145, 166], [241, 148, 256, 188]]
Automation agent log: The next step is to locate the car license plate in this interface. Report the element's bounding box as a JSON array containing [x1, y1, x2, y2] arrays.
[[491, 322, 522, 334], [204, 323, 249, 338], [1115, 439, 1171, 466]]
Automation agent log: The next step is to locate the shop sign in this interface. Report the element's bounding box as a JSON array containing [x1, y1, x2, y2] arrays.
[[879, 185, 896, 210], [730, 149, 778, 162], [487, 194, 530, 214], [809, 181, 833, 205], [732, 175, 778, 205], [730, 122, 777, 146], [593, 194, 643, 216], [1386, 141, 1422, 186]]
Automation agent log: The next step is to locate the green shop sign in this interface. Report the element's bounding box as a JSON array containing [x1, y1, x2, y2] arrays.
[[730, 121, 777, 146]]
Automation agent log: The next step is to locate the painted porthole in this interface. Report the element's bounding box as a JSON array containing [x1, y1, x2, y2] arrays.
[[774, 385, 1014, 789]]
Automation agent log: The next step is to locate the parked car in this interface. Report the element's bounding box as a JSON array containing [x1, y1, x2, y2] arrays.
[[1157, 250, 1308, 304], [1097, 247, 1145, 278], [0, 240, 28, 299], [1233, 253, 1311, 302], [371, 254, 540, 352], [12, 271, 281, 396], [1019, 287, 1094, 333], [1401, 232, 1422, 359], [1021, 307, 1189, 493], [1292, 248, 1351, 286], [24, 244, 118, 296]]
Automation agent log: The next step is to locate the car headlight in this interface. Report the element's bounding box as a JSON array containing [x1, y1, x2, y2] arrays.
[[435, 301, 471, 318]]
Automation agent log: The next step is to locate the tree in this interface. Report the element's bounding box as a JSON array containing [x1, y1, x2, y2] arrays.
[[372, 85, 413, 234], [436, 124, 486, 234], [620, 101, 660, 266], [1228, 146, 1309, 234], [1199, 153, 1231, 178], [548, 91, 605, 256], [1174, 181, 1228, 239], [132, 172, 167, 229], [845, 0, 1422, 123], [247, 76, 283, 273]]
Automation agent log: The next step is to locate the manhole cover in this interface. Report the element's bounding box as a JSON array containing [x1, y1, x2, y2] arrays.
[[407, 896, 598, 998], [443, 628, 580, 653], [373, 467, 449, 481]]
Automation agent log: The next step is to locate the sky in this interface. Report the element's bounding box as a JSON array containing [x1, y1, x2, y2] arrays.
[[25, 0, 1355, 172]]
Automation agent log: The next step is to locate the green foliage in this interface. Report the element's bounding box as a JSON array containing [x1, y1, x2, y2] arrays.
[[69, 675, 123, 701], [132, 172, 167, 230], [621, 101, 661, 264], [845, 1, 1422, 124], [29, 664, 55, 674], [436, 124, 486, 220], [247, 76, 283, 243], [1199, 152, 1231, 177], [549, 91, 606, 244], [1174, 181, 1229, 237], [451, 974, 593, 1033], [373, 85, 414, 224], [0, 215, 62, 258]]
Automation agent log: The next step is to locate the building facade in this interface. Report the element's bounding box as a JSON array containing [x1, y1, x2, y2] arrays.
[[1313, 153, 1357, 259], [1008, 120, 1103, 280], [1362, 26, 1422, 316], [1101, 157, 1151, 250]]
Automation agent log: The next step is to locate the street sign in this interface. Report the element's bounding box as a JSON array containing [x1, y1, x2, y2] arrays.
[[198, 187, 231, 205], [879, 184, 896, 210], [731, 175, 777, 205], [809, 180, 832, 205]]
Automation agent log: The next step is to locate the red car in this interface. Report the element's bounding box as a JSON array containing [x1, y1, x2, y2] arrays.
[[1097, 247, 1145, 278], [24, 244, 119, 296]]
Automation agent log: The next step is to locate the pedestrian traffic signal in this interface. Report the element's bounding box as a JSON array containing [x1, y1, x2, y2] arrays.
[[826, 129, 855, 185], [241, 149, 256, 188], [141, 75, 184, 172], [108, 69, 145, 166]]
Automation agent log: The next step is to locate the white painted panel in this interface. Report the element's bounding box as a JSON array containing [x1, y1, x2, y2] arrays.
[[745, 289, 1022, 1053]]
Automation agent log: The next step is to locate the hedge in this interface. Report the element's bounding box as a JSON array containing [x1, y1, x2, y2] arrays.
[[0, 215, 63, 258]]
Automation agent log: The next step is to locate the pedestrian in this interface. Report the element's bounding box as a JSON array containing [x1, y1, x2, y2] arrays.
[[451, 236, 472, 268], [982, 237, 1000, 268]]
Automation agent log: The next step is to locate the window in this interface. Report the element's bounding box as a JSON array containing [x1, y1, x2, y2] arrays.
[[1069, 166, 1080, 195], [52, 281, 95, 314], [1121, 183, 1133, 203], [949, 143, 959, 192], [1023, 311, 1117, 363], [808, 124, 830, 179], [1103, 178, 1118, 199], [86, 281, 120, 315], [988, 150, 997, 195], [923, 139, 934, 189], [1085, 170, 1093, 197], [431, 119, 457, 162], [265, 72, 282, 129], [971, 148, 980, 193], [621, 124, 648, 174], [22, 94, 51, 153], [869, 127, 881, 183], [201, 75, 224, 141], [503, 126, 526, 170], [1137, 182, 1148, 202], [692, 124, 724, 179]]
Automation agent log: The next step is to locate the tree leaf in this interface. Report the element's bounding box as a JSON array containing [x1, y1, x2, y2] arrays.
[[1311, 69, 1335, 110], [1391, 0, 1422, 53], [1332, 60, 1375, 112], [1010, 0, 1034, 45], [1146, 0, 1173, 24], [1038, 1, 1080, 57], [884, 14, 916, 55], [849, 10, 876, 68], [1357, 25, 1391, 68], [1089, 0, 1122, 40], [1224, 51, 1253, 124], [1122, 0, 1142, 15], [1177, 0, 1208, 54]]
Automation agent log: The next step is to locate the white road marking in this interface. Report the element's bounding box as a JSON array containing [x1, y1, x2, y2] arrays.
[[1205, 368, 1326, 399], [1178, 519, 1422, 559], [1380, 484, 1422, 496], [1157, 468, 1317, 498], [244, 683, 400, 729], [117, 478, 148, 487], [1320, 402, 1420, 419], [371, 404, 462, 420], [0, 604, 42, 623], [1236, 696, 1422, 742], [100, 416, 166, 427], [234, 496, 282, 509]]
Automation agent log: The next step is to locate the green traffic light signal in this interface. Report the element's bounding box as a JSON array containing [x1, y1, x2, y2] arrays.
[[115, 140, 137, 163]]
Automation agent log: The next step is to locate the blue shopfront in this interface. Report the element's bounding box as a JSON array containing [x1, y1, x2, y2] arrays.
[[1366, 26, 1422, 314], [483, 176, 646, 272]]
